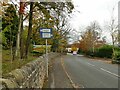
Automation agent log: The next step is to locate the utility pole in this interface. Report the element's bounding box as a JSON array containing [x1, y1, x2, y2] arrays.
[[118, 1, 120, 47], [46, 39, 48, 78]]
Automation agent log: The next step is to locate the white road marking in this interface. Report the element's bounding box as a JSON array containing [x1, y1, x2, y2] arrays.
[[67, 53, 84, 57], [67, 53, 73, 55], [77, 54, 84, 57], [61, 57, 84, 88], [100, 68, 120, 78], [87, 63, 95, 66]]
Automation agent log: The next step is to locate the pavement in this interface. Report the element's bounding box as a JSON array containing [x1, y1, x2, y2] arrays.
[[43, 55, 73, 88]]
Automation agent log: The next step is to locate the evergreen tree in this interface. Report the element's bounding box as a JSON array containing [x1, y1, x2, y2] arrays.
[[2, 4, 19, 49]]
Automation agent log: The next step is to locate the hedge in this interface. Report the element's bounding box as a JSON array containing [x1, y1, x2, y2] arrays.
[[94, 45, 113, 58]]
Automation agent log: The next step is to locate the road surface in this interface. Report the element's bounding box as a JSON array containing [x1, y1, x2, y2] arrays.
[[62, 54, 119, 88]]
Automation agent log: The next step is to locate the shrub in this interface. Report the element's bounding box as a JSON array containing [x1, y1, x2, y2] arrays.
[[94, 45, 113, 58], [77, 48, 84, 54], [112, 50, 120, 64], [113, 51, 120, 61], [86, 50, 93, 56], [32, 47, 45, 56], [115, 46, 120, 51], [113, 47, 120, 60], [31, 51, 43, 56]]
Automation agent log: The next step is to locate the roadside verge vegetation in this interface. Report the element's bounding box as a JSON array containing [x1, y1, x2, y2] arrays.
[[78, 44, 120, 64]]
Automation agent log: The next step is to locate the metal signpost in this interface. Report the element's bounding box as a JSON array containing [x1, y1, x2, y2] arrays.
[[40, 28, 52, 78]]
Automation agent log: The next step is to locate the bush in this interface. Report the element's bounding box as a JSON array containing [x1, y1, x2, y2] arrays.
[[115, 46, 120, 51], [94, 45, 113, 58], [77, 48, 84, 54], [86, 51, 93, 56], [112, 47, 120, 63], [32, 47, 45, 56], [113, 50, 120, 64], [31, 51, 43, 56]]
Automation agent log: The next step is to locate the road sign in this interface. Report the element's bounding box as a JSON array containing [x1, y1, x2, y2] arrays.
[[40, 28, 52, 39], [39, 28, 52, 78]]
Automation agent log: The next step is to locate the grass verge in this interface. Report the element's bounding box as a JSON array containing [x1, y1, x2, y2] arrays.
[[2, 49, 38, 76]]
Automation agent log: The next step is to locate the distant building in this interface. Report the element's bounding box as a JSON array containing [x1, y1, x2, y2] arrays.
[[66, 42, 79, 53]]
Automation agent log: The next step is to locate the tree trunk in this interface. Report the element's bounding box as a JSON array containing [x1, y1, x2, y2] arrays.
[[20, 14, 24, 59], [25, 2, 33, 59], [118, 32, 120, 47], [15, 13, 22, 57], [112, 35, 115, 60]]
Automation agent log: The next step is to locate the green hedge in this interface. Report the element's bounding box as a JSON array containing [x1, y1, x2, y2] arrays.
[[78, 45, 120, 61], [31, 51, 44, 56], [77, 49, 84, 54], [94, 45, 113, 58], [83, 45, 113, 58]]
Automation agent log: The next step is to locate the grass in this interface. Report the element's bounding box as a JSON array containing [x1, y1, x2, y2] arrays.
[[2, 49, 38, 76]]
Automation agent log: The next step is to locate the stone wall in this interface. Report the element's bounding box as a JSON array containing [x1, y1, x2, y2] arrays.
[[0, 52, 59, 89]]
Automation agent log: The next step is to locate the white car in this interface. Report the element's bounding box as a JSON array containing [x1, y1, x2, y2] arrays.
[[73, 51, 77, 55]]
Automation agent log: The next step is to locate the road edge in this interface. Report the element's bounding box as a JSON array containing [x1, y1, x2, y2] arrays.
[[60, 56, 84, 88]]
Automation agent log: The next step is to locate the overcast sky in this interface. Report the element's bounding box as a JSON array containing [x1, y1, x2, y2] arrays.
[[69, 0, 120, 44]]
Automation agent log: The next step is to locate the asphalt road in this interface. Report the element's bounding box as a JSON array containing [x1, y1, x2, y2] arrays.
[[62, 53, 119, 88]]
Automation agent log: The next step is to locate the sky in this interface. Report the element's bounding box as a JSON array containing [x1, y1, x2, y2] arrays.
[[69, 0, 120, 44]]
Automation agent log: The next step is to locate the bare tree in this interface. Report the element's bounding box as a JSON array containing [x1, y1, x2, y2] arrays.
[[105, 6, 118, 60], [89, 21, 102, 53]]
